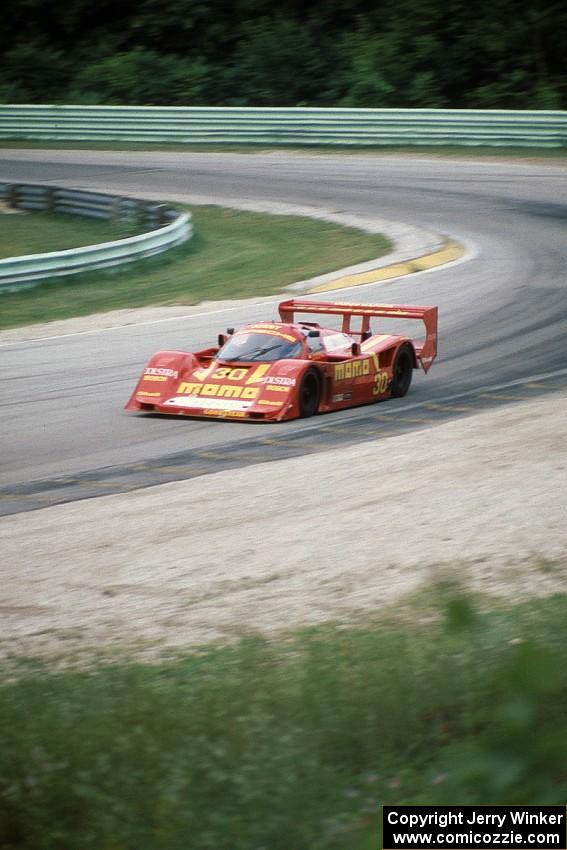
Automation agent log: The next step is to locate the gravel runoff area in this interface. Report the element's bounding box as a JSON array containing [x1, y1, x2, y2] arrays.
[[1, 391, 566, 660]]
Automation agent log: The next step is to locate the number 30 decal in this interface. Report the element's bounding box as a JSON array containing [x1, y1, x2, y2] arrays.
[[212, 367, 248, 381], [373, 371, 389, 395]]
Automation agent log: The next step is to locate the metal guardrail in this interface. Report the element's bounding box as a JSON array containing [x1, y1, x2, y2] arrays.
[[0, 183, 192, 292], [0, 105, 565, 147]]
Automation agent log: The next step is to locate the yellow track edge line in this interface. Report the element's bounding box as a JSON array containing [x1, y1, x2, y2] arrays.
[[308, 240, 465, 293]]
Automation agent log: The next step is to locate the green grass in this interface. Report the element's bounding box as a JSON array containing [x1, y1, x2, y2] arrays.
[[0, 206, 391, 329], [0, 212, 143, 259], [1, 590, 566, 850]]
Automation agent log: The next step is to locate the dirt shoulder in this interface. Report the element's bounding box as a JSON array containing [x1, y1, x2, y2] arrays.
[[2, 391, 565, 660]]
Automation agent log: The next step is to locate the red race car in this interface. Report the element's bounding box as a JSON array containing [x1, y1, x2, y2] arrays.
[[125, 299, 437, 422]]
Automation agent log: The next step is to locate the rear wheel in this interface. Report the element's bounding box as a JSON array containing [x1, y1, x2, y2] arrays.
[[390, 345, 413, 398], [299, 368, 321, 417]]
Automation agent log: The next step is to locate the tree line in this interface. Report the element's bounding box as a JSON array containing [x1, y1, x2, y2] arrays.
[[1, 0, 565, 109]]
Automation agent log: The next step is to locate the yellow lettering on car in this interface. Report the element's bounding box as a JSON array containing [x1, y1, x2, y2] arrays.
[[245, 364, 271, 384], [202, 383, 220, 396], [373, 371, 389, 395], [203, 409, 246, 418], [211, 367, 248, 381], [241, 387, 258, 399], [211, 367, 232, 380], [178, 382, 258, 400], [186, 364, 273, 389], [178, 381, 202, 395], [137, 390, 161, 397], [143, 375, 168, 382], [217, 385, 243, 398], [334, 358, 371, 381]]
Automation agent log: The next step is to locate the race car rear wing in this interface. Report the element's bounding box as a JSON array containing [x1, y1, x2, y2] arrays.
[[278, 299, 438, 371]]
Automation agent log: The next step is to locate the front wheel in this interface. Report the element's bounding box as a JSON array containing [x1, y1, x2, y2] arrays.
[[390, 345, 414, 398], [298, 368, 321, 417]]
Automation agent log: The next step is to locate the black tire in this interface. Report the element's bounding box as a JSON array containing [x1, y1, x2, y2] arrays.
[[390, 345, 414, 398], [299, 368, 321, 417]]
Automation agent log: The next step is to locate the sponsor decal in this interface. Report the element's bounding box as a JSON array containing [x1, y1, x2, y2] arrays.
[[263, 376, 296, 386], [143, 375, 168, 382], [137, 390, 161, 398], [144, 367, 178, 378], [203, 409, 246, 418], [177, 382, 259, 400], [334, 358, 372, 381], [258, 399, 283, 407], [332, 392, 353, 403], [265, 385, 290, 393]]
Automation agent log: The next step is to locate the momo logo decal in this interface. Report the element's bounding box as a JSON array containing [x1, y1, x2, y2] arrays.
[[177, 382, 258, 400], [334, 359, 371, 381]]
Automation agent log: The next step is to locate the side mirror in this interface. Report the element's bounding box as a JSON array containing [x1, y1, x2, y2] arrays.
[[351, 342, 361, 356], [308, 329, 320, 338], [218, 333, 227, 347], [227, 327, 234, 335]]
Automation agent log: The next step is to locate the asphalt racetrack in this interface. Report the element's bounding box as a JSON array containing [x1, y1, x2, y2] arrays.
[[0, 151, 566, 510]]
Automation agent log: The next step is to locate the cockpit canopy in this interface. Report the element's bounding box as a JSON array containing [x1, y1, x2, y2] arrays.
[[215, 322, 358, 363], [216, 328, 304, 362]]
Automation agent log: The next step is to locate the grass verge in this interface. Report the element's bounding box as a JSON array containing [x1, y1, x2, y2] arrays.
[[0, 206, 391, 330], [1, 590, 566, 850], [0, 212, 143, 259]]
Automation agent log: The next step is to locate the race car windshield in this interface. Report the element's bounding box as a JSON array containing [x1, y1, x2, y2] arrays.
[[217, 332, 303, 362]]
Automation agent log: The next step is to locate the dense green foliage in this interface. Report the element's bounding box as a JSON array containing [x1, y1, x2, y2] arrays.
[[0, 0, 565, 109], [1, 592, 566, 849]]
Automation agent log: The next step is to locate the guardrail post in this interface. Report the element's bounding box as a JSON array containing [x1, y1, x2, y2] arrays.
[[8, 184, 18, 210], [111, 197, 122, 221], [47, 187, 57, 213], [157, 204, 170, 227]]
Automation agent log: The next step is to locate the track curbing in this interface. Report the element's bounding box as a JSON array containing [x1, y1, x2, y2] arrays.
[[307, 239, 465, 293]]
